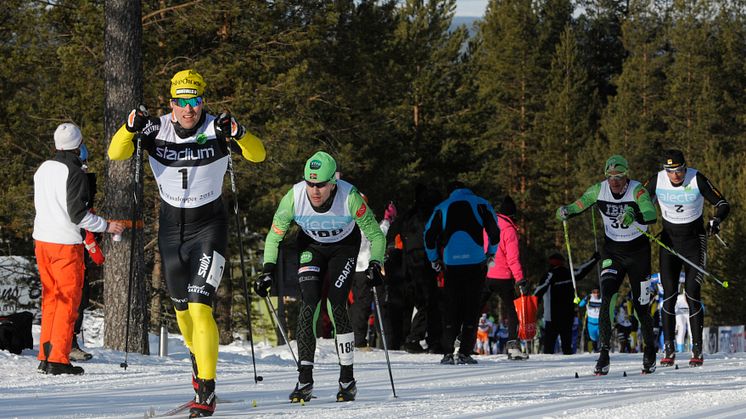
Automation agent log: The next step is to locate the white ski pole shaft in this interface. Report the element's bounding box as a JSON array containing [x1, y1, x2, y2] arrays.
[[265, 295, 298, 366], [372, 286, 397, 398]]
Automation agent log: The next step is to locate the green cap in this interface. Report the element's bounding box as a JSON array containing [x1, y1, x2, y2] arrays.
[[605, 155, 628, 175], [304, 151, 337, 183]]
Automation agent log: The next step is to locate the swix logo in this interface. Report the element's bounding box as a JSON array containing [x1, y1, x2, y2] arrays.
[[334, 258, 355, 288], [156, 145, 215, 161], [197, 253, 211, 278]]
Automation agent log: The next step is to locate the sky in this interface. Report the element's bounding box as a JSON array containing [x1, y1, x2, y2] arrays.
[[455, 0, 488, 16], [6, 313, 746, 418]]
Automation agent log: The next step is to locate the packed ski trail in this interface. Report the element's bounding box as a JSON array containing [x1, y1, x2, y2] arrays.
[[4, 325, 746, 418]]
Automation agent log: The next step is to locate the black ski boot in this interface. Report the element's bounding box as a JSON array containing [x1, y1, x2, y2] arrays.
[[594, 347, 610, 376], [290, 365, 314, 403], [336, 380, 357, 402], [69, 335, 92, 362], [190, 352, 199, 393], [689, 342, 703, 367], [37, 361, 48, 374], [440, 353, 455, 365], [47, 362, 84, 375], [289, 382, 313, 403], [456, 353, 478, 365], [642, 345, 657, 374], [660, 341, 675, 367], [189, 378, 216, 418]]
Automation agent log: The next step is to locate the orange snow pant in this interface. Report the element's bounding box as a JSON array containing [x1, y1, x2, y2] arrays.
[[35, 240, 85, 364]]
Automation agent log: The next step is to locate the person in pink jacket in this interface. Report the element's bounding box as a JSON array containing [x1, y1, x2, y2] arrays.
[[480, 195, 527, 359]]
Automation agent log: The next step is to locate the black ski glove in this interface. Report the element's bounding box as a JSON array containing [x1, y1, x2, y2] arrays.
[[214, 112, 245, 140], [366, 260, 384, 287], [125, 104, 149, 133], [254, 264, 274, 297]]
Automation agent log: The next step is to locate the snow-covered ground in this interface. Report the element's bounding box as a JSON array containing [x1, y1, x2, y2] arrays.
[[5, 312, 746, 419]]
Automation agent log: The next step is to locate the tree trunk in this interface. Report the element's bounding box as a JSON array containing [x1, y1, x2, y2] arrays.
[[102, 0, 149, 354]]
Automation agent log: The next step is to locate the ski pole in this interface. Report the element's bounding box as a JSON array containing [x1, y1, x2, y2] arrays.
[[562, 220, 581, 304], [634, 225, 729, 288], [264, 295, 298, 366], [120, 128, 143, 371], [591, 209, 602, 280], [227, 146, 262, 383], [371, 286, 397, 398], [714, 233, 728, 249]]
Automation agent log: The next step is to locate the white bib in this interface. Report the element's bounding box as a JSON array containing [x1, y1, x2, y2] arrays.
[[654, 168, 704, 224], [293, 180, 356, 243], [597, 179, 647, 242], [148, 114, 229, 208]]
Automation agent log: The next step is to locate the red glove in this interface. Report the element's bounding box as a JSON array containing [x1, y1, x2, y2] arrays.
[[84, 230, 105, 265]]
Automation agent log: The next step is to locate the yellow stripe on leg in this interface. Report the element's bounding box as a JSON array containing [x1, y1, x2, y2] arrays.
[[175, 308, 194, 351], [189, 302, 219, 380]]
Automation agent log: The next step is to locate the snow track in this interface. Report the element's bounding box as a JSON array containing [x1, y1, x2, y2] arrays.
[[4, 326, 746, 418]]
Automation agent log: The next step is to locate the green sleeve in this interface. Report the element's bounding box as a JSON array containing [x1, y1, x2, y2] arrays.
[[348, 188, 385, 263], [632, 183, 657, 224], [565, 183, 601, 217], [262, 188, 295, 265]]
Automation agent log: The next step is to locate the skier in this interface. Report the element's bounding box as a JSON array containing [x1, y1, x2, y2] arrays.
[[578, 289, 601, 352], [254, 151, 385, 403], [556, 155, 658, 375], [644, 149, 729, 367], [533, 252, 599, 354], [424, 181, 500, 365], [34, 123, 125, 375], [108, 69, 266, 417]]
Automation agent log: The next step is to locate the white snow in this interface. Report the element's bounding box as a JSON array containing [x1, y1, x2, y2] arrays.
[[5, 312, 746, 419]]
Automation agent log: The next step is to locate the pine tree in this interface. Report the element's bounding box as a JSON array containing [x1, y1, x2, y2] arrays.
[[600, 0, 668, 174], [662, 0, 719, 160], [474, 0, 543, 204], [534, 25, 597, 260], [576, 0, 627, 105]]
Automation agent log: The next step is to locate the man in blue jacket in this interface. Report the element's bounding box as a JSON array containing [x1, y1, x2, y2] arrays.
[[424, 182, 500, 364]]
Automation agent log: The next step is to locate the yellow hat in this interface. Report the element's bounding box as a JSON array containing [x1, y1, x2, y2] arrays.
[[170, 69, 206, 98]]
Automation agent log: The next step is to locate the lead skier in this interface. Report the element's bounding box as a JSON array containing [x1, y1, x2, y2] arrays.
[[556, 155, 658, 375], [109, 69, 265, 417]]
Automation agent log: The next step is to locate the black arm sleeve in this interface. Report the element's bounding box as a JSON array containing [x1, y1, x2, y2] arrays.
[[696, 172, 730, 221], [533, 271, 552, 299], [574, 254, 600, 281], [67, 166, 92, 225], [478, 204, 500, 250], [424, 209, 443, 254]]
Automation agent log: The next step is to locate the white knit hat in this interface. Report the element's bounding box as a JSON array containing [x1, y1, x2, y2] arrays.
[[54, 123, 83, 150]]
